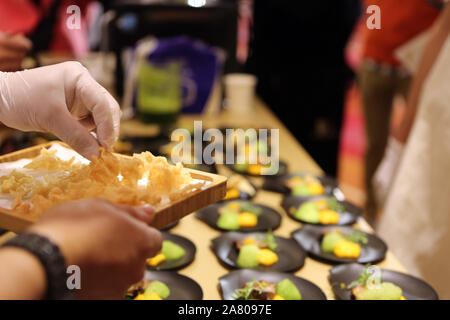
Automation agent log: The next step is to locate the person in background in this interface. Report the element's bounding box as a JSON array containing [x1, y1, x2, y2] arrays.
[[359, 0, 439, 225], [0, 0, 96, 71], [249, 0, 359, 176], [0, 61, 162, 299], [377, 1, 450, 298], [0, 33, 32, 71]]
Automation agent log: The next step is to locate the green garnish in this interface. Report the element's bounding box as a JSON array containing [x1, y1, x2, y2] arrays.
[[347, 264, 382, 289], [326, 197, 345, 212], [232, 279, 266, 300], [344, 230, 368, 245], [239, 201, 262, 216], [260, 230, 278, 252]]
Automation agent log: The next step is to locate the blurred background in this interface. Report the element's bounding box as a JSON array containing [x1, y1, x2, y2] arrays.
[[0, 0, 362, 182], [1, 0, 450, 299], [0, 0, 444, 222]]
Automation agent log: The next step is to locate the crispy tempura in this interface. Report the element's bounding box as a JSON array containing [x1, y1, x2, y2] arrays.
[[0, 148, 198, 217]]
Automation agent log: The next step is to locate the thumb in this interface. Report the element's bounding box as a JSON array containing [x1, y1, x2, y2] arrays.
[[77, 72, 121, 151], [47, 110, 100, 159]]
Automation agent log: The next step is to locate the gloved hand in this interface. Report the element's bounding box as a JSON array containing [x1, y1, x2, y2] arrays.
[[0, 32, 32, 71], [0, 61, 121, 159], [372, 136, 405, 206]]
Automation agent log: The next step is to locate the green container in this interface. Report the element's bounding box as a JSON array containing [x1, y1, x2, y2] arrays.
[[136, 60, 182, 124]]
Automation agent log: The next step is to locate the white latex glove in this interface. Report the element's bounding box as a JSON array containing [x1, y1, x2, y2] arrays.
[[373, 136, 405, 207], [0, 61, 121, 159]]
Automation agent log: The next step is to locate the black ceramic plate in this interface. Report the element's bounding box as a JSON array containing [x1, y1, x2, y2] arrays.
[[262, 172, 343, 198], [147, 233, 196, 271], [211, 232, 306, 272], [138, 271, 203, 300], [292, 225, 387, 264], [329, 263, 439, 300], [196, 201, 282, 232], [281, 195, 361, 226], [226, 161, 288, 177], [219, 269, 326, 300]]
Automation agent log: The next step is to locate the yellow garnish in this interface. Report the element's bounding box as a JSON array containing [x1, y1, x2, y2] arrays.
[[224, 188, 240, 200], [307, 182, 324, 195], [146, 293, 163, 300], [238, 212, 258, 227], [272, 294, 285, 300], [400, 296, 407, 300], [243, 237, 257, 245], [146, 253, 166, 267], [257, 248, 279, 266], [319, 209, 339, 224], [333, 240, 361, 259], [227, 201, 242, 212], [247, 164, 262, 175], [290, 177, 304, 184], [314, 199, 329, 210], [134, 293, 162, 300]]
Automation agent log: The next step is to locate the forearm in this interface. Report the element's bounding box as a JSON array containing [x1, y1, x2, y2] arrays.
[[395, 3, 450, 143], [0, 247, 47, 299]]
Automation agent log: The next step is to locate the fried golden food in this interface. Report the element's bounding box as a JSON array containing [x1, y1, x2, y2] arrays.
[[0, 148, 198, 217], [23, 148, 82, 171]]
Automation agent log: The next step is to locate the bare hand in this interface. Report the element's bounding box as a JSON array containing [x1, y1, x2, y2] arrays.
[[29, 198, 162, 299], [0, 33, 32, 71]]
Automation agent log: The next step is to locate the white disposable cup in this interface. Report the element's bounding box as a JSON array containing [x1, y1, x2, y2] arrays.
[[224, 73, 257, 114]]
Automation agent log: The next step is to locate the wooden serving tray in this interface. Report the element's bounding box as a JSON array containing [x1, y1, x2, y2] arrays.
[[0, 141, 227, 233]]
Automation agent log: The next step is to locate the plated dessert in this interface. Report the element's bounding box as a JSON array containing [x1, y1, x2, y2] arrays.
[[225, 134, 287, 177], [346, 265, 405, 300], [330, 263, 439, 300], [262, 172, 342, 197], [126, 279, 171, 300], [232, 278, 302, 300], [282, 195, 361, 225], [146, 233, 196, 271], [292, 225, 387, 264], [211, 231, 306, 272], [217, 201, 262, 230], [126, 271, 203, 300], [321, 229, 367, 259], [236, 232, 279, 268], [219, 269, 326, 300], [196, 200, 281, 232]]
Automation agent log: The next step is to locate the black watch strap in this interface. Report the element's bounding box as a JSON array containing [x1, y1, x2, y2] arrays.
[[2, 232, 75, 300]]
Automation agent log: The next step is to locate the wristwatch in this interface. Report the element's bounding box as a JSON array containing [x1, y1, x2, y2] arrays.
[[2, 232, 75, 300]]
